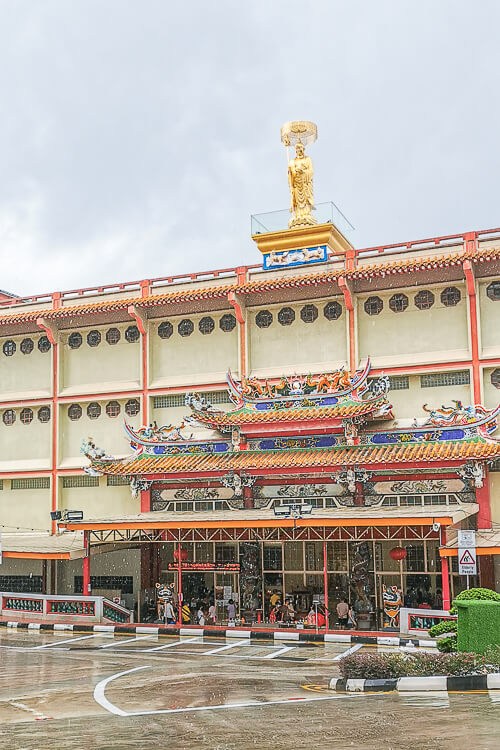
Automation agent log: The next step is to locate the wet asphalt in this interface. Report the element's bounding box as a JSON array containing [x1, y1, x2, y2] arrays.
[[0, 629, 499, 749]]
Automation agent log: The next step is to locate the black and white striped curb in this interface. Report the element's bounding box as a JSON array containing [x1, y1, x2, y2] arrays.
[[0, 620, 436, 647], [330, 674, 500, 692]]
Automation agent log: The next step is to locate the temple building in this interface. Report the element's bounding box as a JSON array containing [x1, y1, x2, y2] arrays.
[[1, 121, 500, 627]]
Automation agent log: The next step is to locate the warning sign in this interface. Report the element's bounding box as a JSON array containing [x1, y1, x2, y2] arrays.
[[458, 530, 477, 575]]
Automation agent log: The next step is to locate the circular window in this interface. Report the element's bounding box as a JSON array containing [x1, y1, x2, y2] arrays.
[[125, 398, 140, 417], [20, 408, 33, 425], [125, 325, 140, 343], [106, 400, 121, 418], [487, 281, 500, 301], [68, 404, 82, 421], [2, 409, 15, 426], [440, 286, 461, 307], [178, 319, 194, 337], [256, 310, 273, 328], [158, 321, 173, 339], [219, 314, 236, 332], [87, 402, 101, 419], [300, 304, 318, 323], [87, 330, 101, 347], [38, 406, 51, 423], [491, 369, 500, 389], [389, 293, 409, 313], [414, 290, 435, 310], [38, 336, 51, 353], [68, 332, 82, 349], [3, 339, 16, 356], [106, 327, 121, 345], [364, 296, 383, 316], [20, 338, 34, 355], [199, 316, 215, 335], [324, 301, 342, 321], [278, 307, 295, 326]]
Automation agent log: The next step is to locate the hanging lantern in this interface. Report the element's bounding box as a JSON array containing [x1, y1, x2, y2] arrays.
[[389, 546, 407, 561], [174, 547, 189, 561]]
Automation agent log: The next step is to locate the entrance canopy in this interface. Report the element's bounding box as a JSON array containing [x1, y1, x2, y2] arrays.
[[0, 532, 85, 560]]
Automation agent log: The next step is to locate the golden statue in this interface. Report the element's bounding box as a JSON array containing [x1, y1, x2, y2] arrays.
[[281, 121, 317, 228]]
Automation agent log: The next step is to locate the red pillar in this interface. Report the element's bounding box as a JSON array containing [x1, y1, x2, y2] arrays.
[[476, 468, 492, 529], [140, 487, 151, 513], [440, 527, 450, 610], [354, 481, 363, 506], [323, 539, 329, 632], [177, 542, 182, 627], [83, 531, 91, 596], [243, 486, 253, 509]]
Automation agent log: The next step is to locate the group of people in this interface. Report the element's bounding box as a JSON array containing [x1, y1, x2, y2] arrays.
[[162, 597, 237, 626], [267, 591, 358, 630]]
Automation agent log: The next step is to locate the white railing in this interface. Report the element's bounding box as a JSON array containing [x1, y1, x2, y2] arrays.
[[399, 607, 456, 636], [0, 592, 132, 623]]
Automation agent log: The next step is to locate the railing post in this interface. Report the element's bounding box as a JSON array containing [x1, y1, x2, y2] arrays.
[[83, 531, 91, 596]]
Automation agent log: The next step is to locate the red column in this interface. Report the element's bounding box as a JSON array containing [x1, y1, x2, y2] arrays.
[[83, 531, 91, 596], [440, 527, 450, 610], [140, 487, 151, 512], [243, 486, 253, 509], [476, 467, 492, 529], [354, 481, 363, 506], [323, 539, 329, 632], [177, 542, 182, 627]]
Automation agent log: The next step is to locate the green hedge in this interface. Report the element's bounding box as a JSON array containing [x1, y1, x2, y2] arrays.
[[429, 619, 457, 637], [456, 600, 500, 655], [339, 651, 495, 679]]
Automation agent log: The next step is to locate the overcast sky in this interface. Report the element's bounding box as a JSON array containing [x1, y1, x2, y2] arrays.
[[1, 1, 499, 296]]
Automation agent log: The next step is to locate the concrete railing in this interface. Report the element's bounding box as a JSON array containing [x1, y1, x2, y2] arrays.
[[0, 592, 132, 623], [399, 607, 456, 636]]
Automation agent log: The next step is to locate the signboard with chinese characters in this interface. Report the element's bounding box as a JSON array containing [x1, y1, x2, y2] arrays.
[[167, 562, 240, 573], [458, 530, 477, 576]]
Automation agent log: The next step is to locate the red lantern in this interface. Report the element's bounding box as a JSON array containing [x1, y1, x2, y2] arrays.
[[173, 547, 189, 561], [389, 546, 407, 561]]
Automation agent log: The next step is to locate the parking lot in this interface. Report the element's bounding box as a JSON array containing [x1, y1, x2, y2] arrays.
[[1, 628, 499, 749]]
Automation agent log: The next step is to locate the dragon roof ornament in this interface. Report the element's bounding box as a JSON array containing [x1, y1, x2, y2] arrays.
[[412, 401, 500, 434]]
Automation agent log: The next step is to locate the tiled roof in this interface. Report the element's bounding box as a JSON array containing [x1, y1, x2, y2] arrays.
[[1, 245, 500, 327], [190, 400, 389, 426], [90, 436, 500, 476]]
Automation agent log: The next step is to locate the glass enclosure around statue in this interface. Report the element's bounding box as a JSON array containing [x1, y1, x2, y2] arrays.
[[250, 201, 355, 241]]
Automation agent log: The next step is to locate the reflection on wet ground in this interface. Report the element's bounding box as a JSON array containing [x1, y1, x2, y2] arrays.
[[1, 629, 499, 749]]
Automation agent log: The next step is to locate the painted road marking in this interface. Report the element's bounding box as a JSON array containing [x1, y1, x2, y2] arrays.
[[99, 635, 157, 649], [203, 639, 250, 655], [142, 637, 203, 652], [93, 665, 343, 717], [33, 634, 105, 649], [332, 643, 363, 661], [264, 646, 295, 659]]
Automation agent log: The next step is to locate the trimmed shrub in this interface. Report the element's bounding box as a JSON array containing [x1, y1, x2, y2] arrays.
[[455, 588, 500, 603], [339, 650, 494, 679], [429, 619, 457, 638], [437, 634, 458, 653], [456, 599, 500, 655]]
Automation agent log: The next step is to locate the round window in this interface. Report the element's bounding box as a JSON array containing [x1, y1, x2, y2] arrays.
[[255, 310, 273, 328], [106, 328, 121, 345], [20, 338, 34, 355], [323, 301, 342, 320], [68, 332, 82, 349], [158, 321, 173, 339]]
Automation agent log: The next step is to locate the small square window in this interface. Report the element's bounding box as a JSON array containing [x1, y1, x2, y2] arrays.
[[87, 402, 101, 419], [178, 319, 194, 337], [277, 307, 295, 326], [300, 304, 318, 323], [219, 314, 236, 332], [199, 317, 215, 335], [106, 328, 121, 345], [440, 286, 461, 307], [2, 409, 15, 425], [3, 340, 16, 356], [125, 325, 140, 343], [389, 293, 408, 313], [364, 296, 383, 315], [87, 330, 101, 347], [125, 399, 140, 417], [414, 290, 435, 310], [20, 408, 33, 425], [158, 321, 173, 339], [256, 310, 273, 328], [38, 406, 51, 423], [68, 332, 82, 349], [20, 338, 34, 355]]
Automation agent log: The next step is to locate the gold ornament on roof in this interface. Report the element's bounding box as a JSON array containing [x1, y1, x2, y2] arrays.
[[281, 121, 317, 228]]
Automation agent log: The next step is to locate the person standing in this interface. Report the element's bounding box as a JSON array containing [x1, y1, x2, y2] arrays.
[[227, 598, 236, 621], [336, 598, 349, 629], [208, 602, 216, 625], [164, 600, 176, 625]]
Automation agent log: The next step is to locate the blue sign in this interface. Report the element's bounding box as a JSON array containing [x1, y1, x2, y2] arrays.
[[150, 442, 230, 455], [263, 245, 328, 270]]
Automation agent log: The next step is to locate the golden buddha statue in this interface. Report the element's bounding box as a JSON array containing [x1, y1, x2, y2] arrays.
[[281, 121, 318, 229]]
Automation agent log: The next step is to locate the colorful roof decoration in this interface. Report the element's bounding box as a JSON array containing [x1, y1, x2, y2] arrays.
[[2, 242, 500, 327], [417, 402, 500, 433]]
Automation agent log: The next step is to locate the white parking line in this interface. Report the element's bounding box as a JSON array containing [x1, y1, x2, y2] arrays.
[[264, 646, 295, 659], [143, 637, 202, 652], [33, 634, 103, 649], [332, 643, 362, 661], [203, 639, 250, 655], [94, 666, 150, 716], [99, 635, 156, 649]]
